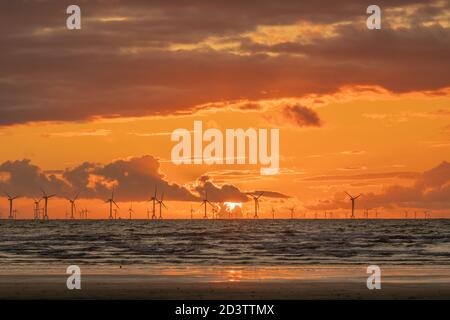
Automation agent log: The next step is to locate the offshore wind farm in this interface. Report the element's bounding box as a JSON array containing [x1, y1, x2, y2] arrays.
[[0, 0, 449, 301], [0, 186, 440, 220]]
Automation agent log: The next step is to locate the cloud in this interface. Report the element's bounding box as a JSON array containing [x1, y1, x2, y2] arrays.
[[0, 1, 448, 126], [191, 175, 249, 203], [0, 159, 70, 198], [281, 105, 322, 127], [0, 155, 287, 203], [306, 161, 450, 210], [303, 171, 420, 182]]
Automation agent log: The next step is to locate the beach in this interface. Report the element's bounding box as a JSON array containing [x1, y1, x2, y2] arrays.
[[1, 265, 450, 299]]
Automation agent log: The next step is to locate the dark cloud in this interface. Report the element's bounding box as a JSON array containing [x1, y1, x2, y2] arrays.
[[192, 175, 249, 203], [282, 105, 322, 127], [0, 159, 69, 198], [0, 156, 288, 202], [0, 1, 448, 125], [306, 161, 450, 210], [303, 171, 420, 182], [248, 190, 291, 199]]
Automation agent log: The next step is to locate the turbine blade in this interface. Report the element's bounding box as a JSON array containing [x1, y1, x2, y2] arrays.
[[113, 201, 119, 209], [162, 202, 167, 209], [344, 191, 352, 198]]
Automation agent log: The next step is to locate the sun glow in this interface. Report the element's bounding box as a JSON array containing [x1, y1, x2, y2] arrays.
[[223, 202, 242, 211]]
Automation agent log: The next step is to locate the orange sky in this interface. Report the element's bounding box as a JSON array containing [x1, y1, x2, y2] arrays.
[[0, 1, 449, 219]]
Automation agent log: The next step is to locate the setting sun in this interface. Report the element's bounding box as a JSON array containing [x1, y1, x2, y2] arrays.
[[223, 202, 243, 211]]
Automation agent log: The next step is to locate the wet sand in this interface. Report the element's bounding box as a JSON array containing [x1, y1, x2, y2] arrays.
[[1, 265, 449, 299]]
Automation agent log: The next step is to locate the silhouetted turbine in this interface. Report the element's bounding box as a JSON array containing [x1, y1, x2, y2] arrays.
[[157, 192, 167, 219], [33, 198, 42, 220], [67, 192, 79, 219], [41, 188, 56, 220], [128, 202, 135, 220], [105, 188, 119, 219], [345, 192, 361, 219], [250, 192, 264, 219], [200, 190, 213, 219], [3, 191, 20, 220], [150, 185, 158, 220]]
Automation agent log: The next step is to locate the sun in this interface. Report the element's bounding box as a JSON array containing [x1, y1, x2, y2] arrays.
[[223, 202, 242, 211]]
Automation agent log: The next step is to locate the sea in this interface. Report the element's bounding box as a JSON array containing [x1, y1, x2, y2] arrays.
[[1, 219, 449, 269]]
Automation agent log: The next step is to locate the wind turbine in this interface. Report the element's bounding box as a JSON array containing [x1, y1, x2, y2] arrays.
[[128, 202, 135, 220], [345, 192, 361, 219], [67, 192, 79, 219], [3, 192, 20, 220], [157, 192, 167, 219], [364, 209, 369, 219], [150, 186, 158, 220], [105, 188, 119, 219], [33, 198, 42, 219], [250, 192, 263, 219], [288, 206, 295, 219], [404, 210, 408, 219], [190, 206, 195, 219], [200, 190, 213, 219], [271, 207, 275, 220], [41, 188, 55, 220]]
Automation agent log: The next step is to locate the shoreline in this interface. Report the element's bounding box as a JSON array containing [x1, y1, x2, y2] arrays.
[[1, 265, 449, 299]]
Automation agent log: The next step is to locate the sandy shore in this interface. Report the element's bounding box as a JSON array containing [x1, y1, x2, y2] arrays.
[[1, 265, 449, 299]]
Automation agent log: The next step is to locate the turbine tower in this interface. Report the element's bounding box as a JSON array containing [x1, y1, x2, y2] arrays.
[[250, 192, 263, 219], [105, 188, 119, 219], [157, 192, 167, 219], [128, 202, 135, 220], [190, 206, 194, 219], [67, 192, 79, 219], [41, 188, 55, 220], [33, 198, 42, 220], [345, 192, 361, 219], [150, 186, 158, 220], [3, 192, 20, 220], [200, 190, 213, 219], [271, 207, 275, 220]]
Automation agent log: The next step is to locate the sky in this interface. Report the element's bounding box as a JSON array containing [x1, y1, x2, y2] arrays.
[[0, 0, 449, 219]]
